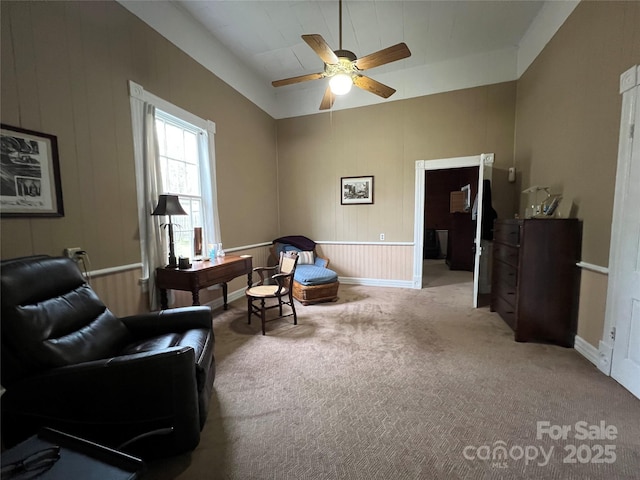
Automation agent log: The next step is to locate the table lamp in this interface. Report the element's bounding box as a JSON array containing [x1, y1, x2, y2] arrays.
[[151, 194, 187, 268]]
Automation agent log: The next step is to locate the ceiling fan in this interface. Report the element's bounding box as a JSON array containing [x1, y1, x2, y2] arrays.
[[271, 0, 411, 110]]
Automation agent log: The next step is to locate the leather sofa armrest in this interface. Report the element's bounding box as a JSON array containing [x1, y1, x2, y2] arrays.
[[4, 347, 196, 410], [121, 306, 212, 338], [2, 347, 201, 456]]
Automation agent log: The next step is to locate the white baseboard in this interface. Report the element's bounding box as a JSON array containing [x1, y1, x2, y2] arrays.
[[205, 278, 413, 311], [339, 277, 414, 289], [574, 335, 600, 367], [204, 287, 246, 310], [597, 340, 613, 375]]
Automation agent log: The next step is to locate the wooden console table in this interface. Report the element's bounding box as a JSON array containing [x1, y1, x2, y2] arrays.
[[156, 255, 253, 310]]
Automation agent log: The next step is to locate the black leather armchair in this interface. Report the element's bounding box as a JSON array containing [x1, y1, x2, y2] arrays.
[[0, 255, 215, 458]]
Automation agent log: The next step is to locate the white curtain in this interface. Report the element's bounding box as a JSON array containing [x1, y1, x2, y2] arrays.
[[199, 122, 222, 251], [131, 99, 165, 310]]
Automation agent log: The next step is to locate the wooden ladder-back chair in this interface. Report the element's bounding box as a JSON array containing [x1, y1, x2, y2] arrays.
[[246, 251, 299, 335]]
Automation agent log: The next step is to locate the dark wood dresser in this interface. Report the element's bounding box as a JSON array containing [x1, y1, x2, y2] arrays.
[[490, 218, 582, 347]]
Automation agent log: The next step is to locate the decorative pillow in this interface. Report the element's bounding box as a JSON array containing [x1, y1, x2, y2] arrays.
[[297, 251, 315, 265]]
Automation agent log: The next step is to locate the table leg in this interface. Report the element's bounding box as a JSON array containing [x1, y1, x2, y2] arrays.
[[192, 289, 201, 306], [160, 289, 169, 310], [222, 283, 228, 310]]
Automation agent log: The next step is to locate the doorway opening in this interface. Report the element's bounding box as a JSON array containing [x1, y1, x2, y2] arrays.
[[413, 154, 494, 308], [422, 167, 478, 295]]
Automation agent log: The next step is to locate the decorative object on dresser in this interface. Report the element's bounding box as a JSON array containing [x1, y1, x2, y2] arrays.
[[490, 218, 582, 347]]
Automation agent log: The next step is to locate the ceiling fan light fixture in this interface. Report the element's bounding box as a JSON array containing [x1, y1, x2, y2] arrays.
[[329, 73, 353, 95], [271, 0, 411, 110]]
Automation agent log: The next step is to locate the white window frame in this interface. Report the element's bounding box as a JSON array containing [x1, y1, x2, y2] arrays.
[[129, 80, 221, 283], [154, 109, 206, 259]]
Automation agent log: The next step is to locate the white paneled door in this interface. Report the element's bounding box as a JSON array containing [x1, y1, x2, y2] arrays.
[[608, 65, 640, 399], [472, 154, 493, 308]]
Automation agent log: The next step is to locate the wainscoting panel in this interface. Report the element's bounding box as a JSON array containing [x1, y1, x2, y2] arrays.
[[316, 243, 414, 283], [90, 266, 147, 317]]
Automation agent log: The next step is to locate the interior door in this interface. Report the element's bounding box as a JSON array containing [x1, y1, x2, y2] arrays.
[[610, 73, 640, 399], [473, 154, 493, 308]]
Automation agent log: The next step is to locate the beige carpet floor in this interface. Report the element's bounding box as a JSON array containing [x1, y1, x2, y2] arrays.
[[145, 274, 640, 480]]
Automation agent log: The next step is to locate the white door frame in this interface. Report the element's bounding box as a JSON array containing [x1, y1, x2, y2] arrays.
[[599, 66, 640, 402], [413, 154, 494, 307], [599, 65, 639, 375]]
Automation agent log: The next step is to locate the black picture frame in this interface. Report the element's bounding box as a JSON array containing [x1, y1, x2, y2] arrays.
[[0, 124, 64, 217], [341, 176, 374, 205]]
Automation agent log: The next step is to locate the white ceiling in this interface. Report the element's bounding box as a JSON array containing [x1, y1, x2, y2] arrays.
[[120, 1, 580, 118]]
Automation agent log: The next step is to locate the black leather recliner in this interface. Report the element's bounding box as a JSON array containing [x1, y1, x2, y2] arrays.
[[0, 255, 215, 458]]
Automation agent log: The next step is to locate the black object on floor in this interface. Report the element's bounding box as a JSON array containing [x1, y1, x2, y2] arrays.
[[0, 428, 145, 480]]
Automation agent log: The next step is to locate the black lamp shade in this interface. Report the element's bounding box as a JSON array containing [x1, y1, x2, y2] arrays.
[[151, 195, 187, 216]]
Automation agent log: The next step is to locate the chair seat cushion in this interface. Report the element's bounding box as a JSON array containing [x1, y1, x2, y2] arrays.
[[294, 265, 338, 286], [246, 285, 290, 298]]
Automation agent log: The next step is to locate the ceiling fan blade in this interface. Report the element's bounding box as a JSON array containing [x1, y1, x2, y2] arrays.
[[353, 75, 396, 99], [302, 34, 339, 65], [355, 43, 411, 71], [272, 72, 324, 87], [319, 86, 336, 110]]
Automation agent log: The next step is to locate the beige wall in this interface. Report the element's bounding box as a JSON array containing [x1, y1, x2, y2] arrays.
[[514, 0, 640, 267], [0, 1, 278, 269], [577, 269, 609, 348], [514, 0, 639, 348], [276, 82, 518, 242]]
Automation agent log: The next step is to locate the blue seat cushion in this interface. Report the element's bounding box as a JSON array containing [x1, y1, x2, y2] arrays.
[[294, 265, 338, 286]]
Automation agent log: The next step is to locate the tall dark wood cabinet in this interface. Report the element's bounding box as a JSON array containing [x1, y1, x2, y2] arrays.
[[490, 218, 582, 347], [446, 212, 474, 271]]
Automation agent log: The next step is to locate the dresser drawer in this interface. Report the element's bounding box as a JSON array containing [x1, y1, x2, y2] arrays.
[[493, 244, 520, 268], [494, 221, 521, 246], [492, 293, 517, 330], [494, 283, 517, 307], [493, 259, 518, 290]]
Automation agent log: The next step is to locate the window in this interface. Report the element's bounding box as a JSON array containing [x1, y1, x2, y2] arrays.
[[129, 80, 220, 303], [155, 110, 204, 259]]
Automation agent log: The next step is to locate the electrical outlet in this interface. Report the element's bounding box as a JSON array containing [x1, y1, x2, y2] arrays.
[[380, 233, 385, 241], [64, 247, 82, 259]]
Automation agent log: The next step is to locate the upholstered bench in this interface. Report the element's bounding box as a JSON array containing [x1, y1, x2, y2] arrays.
[[270, 241, 339, 305]]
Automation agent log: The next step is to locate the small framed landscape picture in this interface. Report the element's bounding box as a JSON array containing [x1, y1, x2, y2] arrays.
[[341, 176, 374, 205], [0, 124, 64, 217]]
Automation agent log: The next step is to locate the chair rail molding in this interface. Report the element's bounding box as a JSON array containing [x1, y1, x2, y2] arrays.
[[576, 261, 609, 275]]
